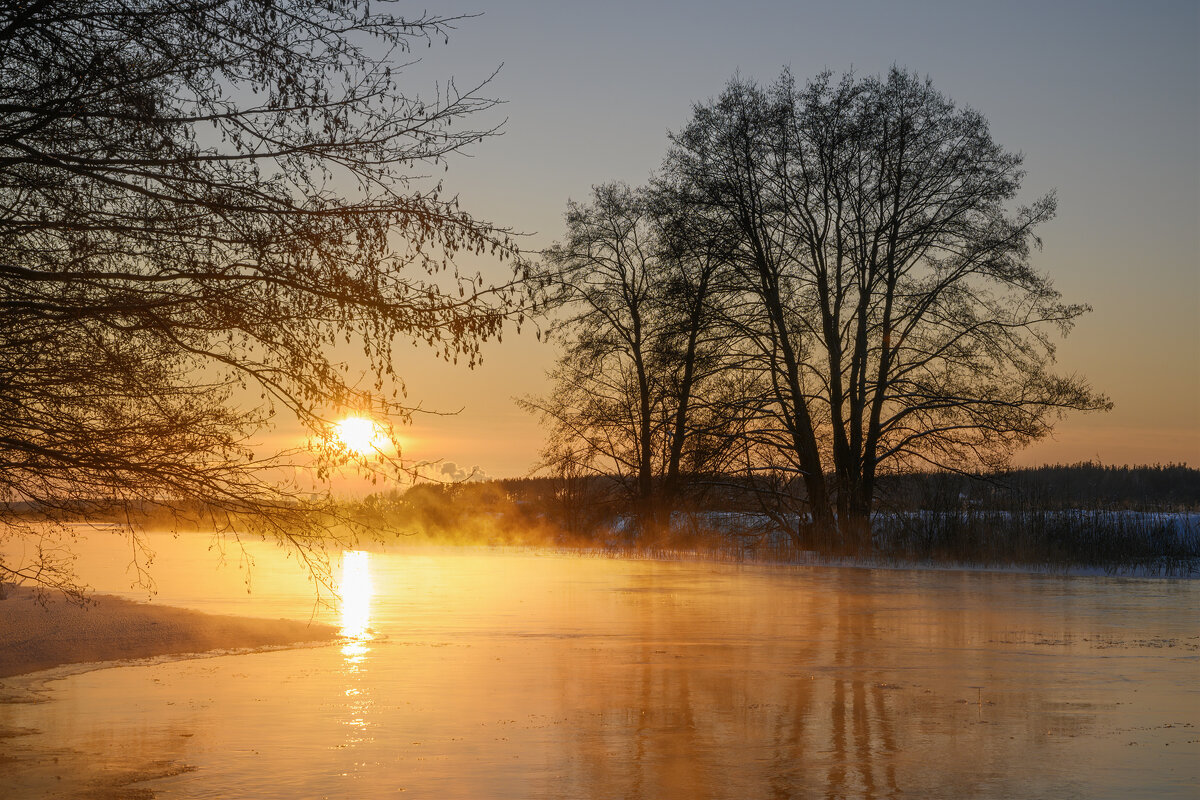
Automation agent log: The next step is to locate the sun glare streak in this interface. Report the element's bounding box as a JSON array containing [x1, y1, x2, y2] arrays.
[[340, 550, 374, 662]]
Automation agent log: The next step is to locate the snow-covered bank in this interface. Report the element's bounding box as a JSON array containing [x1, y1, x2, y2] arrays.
[[0, 584, 336, 680], [581, 509, 1200, 576]]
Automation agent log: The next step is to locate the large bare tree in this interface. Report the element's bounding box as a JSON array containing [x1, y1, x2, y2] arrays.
[[666, 69, 1108, 552], [0, 0, 527, 597]]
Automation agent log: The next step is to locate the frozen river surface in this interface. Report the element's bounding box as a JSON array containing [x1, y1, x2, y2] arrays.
[[2, 533, 1198, 798]]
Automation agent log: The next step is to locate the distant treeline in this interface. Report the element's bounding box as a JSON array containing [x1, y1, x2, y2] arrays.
[[19, 463, 1195, 573], [363, 463, 1199, 532], [339, 463, 1198, 574], [876, 463, 1200, 512]]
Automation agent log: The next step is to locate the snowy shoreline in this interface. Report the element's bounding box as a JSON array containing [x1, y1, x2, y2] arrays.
[[0, 583, 337, 682]]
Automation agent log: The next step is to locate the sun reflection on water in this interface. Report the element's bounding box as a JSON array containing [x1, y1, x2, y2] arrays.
[[339, 550, 374, 663]]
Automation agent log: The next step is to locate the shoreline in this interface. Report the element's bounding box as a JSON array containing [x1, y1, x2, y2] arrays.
[[0, 584, 338, 682]]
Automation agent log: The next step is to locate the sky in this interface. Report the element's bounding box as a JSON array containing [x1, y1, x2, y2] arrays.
[[351, 0, 1199, 481]]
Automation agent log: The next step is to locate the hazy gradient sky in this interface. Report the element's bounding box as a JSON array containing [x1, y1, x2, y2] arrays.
[[357, 0, 1198, 480]]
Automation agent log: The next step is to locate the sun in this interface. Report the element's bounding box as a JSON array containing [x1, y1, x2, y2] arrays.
[[334, 416, 388, 457]]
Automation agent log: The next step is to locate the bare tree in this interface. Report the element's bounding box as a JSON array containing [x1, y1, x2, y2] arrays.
[[666, 69, 1109, 552], [0, 0, 528, 598], [524, 183, 729, 535], [650, 182, 742, 507]]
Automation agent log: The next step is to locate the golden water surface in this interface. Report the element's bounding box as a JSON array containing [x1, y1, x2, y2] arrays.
[[1, 533, 1197, 798]]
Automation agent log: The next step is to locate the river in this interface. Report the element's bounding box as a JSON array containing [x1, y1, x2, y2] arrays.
[[2, 531, 1197, 798]]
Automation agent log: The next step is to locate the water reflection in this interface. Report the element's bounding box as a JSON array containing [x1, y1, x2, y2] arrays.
[[339, 550, 373, 663], [338, 550, 375, 754], [3, 547, 1196, 800]]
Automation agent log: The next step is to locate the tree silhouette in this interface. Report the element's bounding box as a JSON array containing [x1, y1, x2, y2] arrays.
[[524, 183, 734, 535], [665, 69, 1109, 551], [0, 0, 526, 597]]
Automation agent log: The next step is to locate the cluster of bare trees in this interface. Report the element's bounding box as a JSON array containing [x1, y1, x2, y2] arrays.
[[529, 69, 1109, 552]]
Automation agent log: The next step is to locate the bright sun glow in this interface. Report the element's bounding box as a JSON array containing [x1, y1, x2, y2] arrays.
[[334, 416, 388, 457]]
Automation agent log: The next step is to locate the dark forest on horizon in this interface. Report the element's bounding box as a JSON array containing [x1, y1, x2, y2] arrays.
[[340, 462, 1199, 573]]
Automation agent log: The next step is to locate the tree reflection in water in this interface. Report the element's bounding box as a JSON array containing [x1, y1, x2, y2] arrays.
[[545, 568, 1108, 799]]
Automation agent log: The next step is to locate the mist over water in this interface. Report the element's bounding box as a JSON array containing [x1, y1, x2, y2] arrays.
[[2, 533, 1197, 798]]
